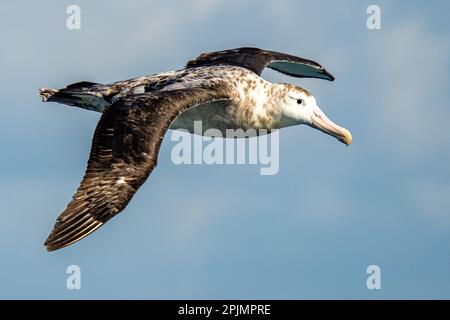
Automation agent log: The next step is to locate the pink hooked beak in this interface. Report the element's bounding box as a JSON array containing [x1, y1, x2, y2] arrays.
[[310, 106, 352, 145]]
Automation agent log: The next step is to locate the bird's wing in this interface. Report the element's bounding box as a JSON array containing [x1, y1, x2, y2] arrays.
[[186, 47, 334, 81], [45, 82, 235, 251]]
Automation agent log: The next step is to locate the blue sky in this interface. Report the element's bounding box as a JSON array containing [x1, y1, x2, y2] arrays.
[[0, 0, 449, 299]]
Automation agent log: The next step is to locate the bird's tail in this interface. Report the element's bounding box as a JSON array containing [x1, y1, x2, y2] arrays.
[[39, 88, 59, 102], [39, 81, 108, 112]]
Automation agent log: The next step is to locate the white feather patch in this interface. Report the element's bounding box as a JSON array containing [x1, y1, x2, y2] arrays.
[[116, 177, 126, 185]]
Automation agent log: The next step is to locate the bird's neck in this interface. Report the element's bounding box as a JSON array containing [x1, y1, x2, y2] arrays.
[[242, 83, 284, 130], [258, 84, 287, 129], [230, 79, 286, 130]]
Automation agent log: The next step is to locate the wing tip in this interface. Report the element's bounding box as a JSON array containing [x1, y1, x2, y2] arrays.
[[45, 241, 65, 252], [44, 220, 103, 252], [44, 236, 66, 252], [321, 68, 335, 81]]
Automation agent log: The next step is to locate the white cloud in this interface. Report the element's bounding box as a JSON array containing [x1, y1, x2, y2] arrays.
[[413, 180, 450, 229], [153, 179, 236, 249], [366, 19, 450, 158], [297, 181, 355, 224]]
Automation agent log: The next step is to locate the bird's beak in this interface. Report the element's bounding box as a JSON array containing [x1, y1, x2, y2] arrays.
[[310, 105, 352, 145]]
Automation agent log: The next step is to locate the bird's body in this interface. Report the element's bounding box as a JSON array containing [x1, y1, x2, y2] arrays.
[[39, 47, 352, 251], [43, 65, 296, 135]]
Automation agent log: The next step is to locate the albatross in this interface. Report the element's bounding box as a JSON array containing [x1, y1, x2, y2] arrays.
[[39, 47, 352, 251]]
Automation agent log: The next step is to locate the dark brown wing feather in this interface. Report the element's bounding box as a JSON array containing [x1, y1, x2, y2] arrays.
[[186, 47, 334, 81], [45, 83, 234, 251]]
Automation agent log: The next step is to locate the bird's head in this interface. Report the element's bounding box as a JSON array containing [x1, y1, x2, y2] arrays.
[[274, 83, 352, 145]]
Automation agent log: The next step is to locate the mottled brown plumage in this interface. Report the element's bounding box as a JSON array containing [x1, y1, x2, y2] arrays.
[[45, 83, 234, 251], [40, 47, 349, 251], [186, 47, 335, 81]]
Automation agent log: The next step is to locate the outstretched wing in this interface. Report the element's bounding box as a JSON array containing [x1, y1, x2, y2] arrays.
[[45, 83, 234, 251], [186, 47, 335, 81]]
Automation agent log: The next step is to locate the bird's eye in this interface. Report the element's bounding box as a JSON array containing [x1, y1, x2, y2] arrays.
[[297, 99, 304, 105]]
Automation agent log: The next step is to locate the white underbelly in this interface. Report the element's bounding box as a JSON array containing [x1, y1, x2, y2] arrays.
[[169, 101, 239, 136]]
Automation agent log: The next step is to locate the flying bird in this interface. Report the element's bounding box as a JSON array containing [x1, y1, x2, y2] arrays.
[[39, 47, 352, 251]]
